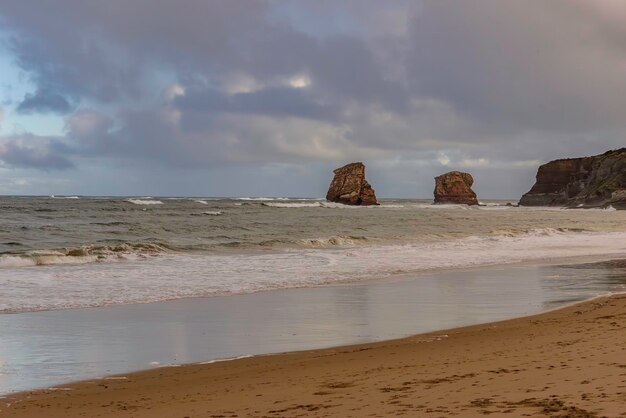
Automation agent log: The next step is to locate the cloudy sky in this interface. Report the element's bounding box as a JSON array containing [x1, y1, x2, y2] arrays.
[[0, 1, 624, 198]]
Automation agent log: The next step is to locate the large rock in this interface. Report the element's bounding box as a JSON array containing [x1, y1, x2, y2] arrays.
[[326, 162, 378, 205], [519, 148, 626, 208], [434, 171, 478, 205]]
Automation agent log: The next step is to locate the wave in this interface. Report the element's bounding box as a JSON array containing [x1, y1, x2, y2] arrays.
[[297, 236, 370, 247], [262, 202, 323, 208], [585, 205, 617, 212], [190, 211, 223, 216], [411, 203, 472, 210], [261, 201, 395, 208], [234, 197, 278, 201], [127, 199, 164, 205], [0, 243, 168, 268], [235, 197, 324, 202], [0, 227, 609, 269], [235, 235, 372, 248]]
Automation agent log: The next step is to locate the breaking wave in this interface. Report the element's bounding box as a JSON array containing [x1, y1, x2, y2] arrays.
[[261, 201, 401, 208], [0, 243, 168, 268], [127, 199, 164, 205], [297, 236, 370, 246], [190, 211, 223, 216]]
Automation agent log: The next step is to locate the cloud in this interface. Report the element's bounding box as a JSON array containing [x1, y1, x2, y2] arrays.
[[1, 1, 626, 197], [17, 87, 73, 114], [176, 85, 340, 122], [407, 1, 626, 134], [436, 153, 450, 166], [0, 134, 74, 170], [65, 109, 113, 141]]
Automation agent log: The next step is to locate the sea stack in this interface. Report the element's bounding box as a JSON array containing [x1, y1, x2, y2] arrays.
[[434, 171, 479, 205], [519, 148, 626, 208], [326, 162, 378, 205]]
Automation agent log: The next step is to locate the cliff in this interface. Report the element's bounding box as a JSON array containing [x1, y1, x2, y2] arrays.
[[433, 171, 479, 205], [519, 148, 626, 208], [326, 162, 378, 206]]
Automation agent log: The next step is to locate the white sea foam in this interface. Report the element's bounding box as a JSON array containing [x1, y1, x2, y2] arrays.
[[596, 205, 616, 212], [409, 203, 575, 211], [236, 197, 323, 202], [262, 201, 386, 208], [297, 236, 370, 247], [2, 229, 626, 313], [199, 355, 253, 364], [202, 211, 223, 216], [412, 203, 472, 210], [127, 199, 164, 205], [263, 202, 323, 208]]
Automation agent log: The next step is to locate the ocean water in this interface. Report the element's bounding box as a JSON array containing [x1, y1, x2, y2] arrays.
[[1, 196, 626, 313]]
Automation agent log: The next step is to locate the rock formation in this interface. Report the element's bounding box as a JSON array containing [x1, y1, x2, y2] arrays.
[[433, 171, 479, 205], [326, 162, 378, 205], [519, 148, 626, 208]]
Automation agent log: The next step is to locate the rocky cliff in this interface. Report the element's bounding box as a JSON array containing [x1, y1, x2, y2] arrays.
[[433, 171, 479, 205], [519, 148, 626, 208], [326, 162, 378, 205]]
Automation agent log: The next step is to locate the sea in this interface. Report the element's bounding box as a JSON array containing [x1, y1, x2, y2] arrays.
[[2, 195, 626, 314], [3, 195, 626, 393]]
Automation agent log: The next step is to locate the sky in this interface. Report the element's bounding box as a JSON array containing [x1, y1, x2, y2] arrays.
[[0, 1, 625, 198]]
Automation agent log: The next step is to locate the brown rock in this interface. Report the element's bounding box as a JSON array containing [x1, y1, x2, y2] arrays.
[[326, 162, 379, 206], [434, 171, 479, 205], [519, 148, 626, 208]]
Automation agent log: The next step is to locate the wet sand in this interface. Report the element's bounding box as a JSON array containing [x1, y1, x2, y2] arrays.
[[2, 293, 626, 417]]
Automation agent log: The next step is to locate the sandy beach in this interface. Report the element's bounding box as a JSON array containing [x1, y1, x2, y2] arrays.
[[2, 293, 625, 417]]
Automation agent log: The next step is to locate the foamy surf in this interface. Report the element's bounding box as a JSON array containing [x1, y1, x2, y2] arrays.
[[262, 201, 400, 208], [199, 355, 253, 364], [127, 199, 164, 205], [2, 229, 626, 313], [204, 211, 223, 215]]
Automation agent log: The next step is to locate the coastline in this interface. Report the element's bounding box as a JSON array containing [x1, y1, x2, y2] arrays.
[[2, 293, 626, 417]]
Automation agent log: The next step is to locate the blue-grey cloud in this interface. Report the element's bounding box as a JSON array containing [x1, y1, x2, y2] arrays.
[[17, 87, 73, 114], [176, 86, 339, 122], [0, 135, 74, 170]]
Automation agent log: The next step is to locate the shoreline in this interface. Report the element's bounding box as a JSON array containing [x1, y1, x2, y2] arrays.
[[3, 251, 625, 316], [3, 293, 626, 417], [2, 256, 626, 397]]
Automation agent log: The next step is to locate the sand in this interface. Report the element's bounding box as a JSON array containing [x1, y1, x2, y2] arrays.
[[2, 294, 626, 417]]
